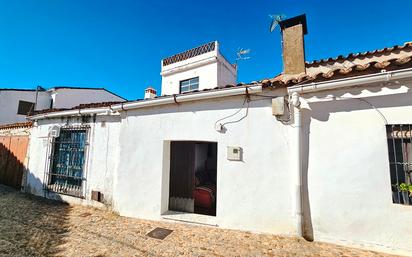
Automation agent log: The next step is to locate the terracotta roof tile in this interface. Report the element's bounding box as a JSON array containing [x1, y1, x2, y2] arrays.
[[31, 101, 125, 116], [306, 42, 412, 66], [28, 41, 412, 117], [0, 121, 33, 130], [267, 41, 412, 87]]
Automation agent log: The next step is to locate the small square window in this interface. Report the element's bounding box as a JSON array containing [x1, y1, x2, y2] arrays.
[[180, 77, 199, 93]]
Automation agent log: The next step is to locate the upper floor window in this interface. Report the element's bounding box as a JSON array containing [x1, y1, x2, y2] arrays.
[[17, 100, 35, 115], [386, 125, 412, 205], [180, 77, 199, 93]]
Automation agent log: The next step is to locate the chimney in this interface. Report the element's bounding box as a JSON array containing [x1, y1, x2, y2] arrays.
[[279, 14, 308, 75], [144, 87, 157, 99]]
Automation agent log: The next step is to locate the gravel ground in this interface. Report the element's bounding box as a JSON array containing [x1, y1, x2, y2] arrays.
[[0, 185, 402, 257]]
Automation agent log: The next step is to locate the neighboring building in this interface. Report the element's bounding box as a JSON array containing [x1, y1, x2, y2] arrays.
[[160, 41, 237, 95], [0, 87, 125, 125], [0, 122, 32, 190], [0, 89, 51, 125], [15, 15, 412, 256]]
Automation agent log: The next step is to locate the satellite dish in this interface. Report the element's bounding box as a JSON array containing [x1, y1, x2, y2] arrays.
[[269, 14, 286, 32]]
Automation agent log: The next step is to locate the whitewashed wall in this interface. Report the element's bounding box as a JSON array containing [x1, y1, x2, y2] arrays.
[[112, 90, 296, 235], [23, 82, 412, 255], [50, 88, 125, 109], [161, 45, 237, 96], [161, 62, 219, 96], [217, 59, 237, 86], [0, 90, 50, 125], [26, 115, 121, 208], [300, 82, 412, 255]]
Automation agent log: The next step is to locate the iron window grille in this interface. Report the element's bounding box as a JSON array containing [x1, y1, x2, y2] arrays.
[[180, 77, 199, 93], [386, 125, 412, 205], [46, 127, 89, 198]]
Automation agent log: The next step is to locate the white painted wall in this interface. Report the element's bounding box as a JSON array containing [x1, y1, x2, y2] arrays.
[[112, 90, 295, 235], [26, 115, 121, 208], [300, 82, 412, 255], [160, 42, 237, 96], [161, 62, 219, 96], [50, 88, 124, 109], [0, 90, 50, 125], [23, 81, 412, 256], [218, 59, 237, 87]]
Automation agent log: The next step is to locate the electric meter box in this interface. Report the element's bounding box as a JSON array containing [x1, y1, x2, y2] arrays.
[[227, 146, 242, 161]]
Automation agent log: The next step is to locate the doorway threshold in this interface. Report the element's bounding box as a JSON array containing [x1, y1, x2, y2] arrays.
[[162, 211, 218, 226]]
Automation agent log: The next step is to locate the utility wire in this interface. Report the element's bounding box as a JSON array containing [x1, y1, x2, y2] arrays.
[[214, 95, 254, 130]]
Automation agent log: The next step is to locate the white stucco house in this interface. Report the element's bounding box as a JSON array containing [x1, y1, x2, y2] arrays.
[[0, 86, 125, 125], [20, 15, 412, 256], [160, 41, 237, 95]]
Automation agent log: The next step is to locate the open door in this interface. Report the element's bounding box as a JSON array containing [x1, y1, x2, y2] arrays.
[[169, 141, 217, 216], [169, 141, 195, 212]]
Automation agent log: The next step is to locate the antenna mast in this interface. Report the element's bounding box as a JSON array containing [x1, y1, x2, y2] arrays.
[[235, 48, 251, 83]]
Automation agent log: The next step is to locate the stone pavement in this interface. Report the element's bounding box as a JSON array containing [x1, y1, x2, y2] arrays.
[[0, 185, 402, 257]]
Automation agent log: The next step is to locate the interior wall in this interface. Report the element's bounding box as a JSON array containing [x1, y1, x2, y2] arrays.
[[194, 143, 209, 174]]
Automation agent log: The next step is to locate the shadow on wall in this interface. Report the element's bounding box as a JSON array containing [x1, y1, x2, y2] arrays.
[[298, 86, 412, 242], [307, 84, 412, 123], [301, 108, 314, 241], [0, 143, 71, 257]]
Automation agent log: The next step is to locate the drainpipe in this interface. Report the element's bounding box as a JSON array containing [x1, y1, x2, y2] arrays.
[[291, 92, 303, 237]]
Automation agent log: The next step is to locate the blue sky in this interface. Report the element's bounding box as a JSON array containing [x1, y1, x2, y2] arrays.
[[0, 0, 411, 100]]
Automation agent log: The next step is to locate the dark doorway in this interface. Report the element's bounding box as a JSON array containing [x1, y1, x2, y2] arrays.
[[169, 141, 217, 216]]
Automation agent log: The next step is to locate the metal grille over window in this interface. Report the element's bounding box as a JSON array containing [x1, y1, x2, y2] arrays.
[[180, 77, 199, 93], [47, 128, 87, 198], [386, 125, 412, 205]]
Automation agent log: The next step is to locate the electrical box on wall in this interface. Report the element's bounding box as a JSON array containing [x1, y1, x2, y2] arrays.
[[272, 97, 285, 116], [49, 125, 60, 138], [227, 146, 242, 161]]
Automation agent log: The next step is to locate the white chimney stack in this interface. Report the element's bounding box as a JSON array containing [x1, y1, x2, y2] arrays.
[[144, 87, 157, 99]]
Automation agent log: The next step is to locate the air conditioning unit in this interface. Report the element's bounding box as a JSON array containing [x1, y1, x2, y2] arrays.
[[49, 126, 60, 138]]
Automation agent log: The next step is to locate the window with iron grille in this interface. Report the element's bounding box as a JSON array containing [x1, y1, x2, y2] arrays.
[[180, 77, 199, 93], [386, 125, 412, 205], [47, 128, 88, 198], [17, 100, 35, 115]]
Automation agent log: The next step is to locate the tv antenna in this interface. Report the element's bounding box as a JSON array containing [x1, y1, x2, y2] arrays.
[[235, 48, 251, 83], [236, 48, 251, 64], [269, 14, 286, 32]]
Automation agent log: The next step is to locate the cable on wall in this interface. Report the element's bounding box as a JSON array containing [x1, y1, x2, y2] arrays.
[[214, 94, 250, 132]]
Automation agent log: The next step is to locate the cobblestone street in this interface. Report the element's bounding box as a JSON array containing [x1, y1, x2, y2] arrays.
[[0, 185, 401, 257]]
